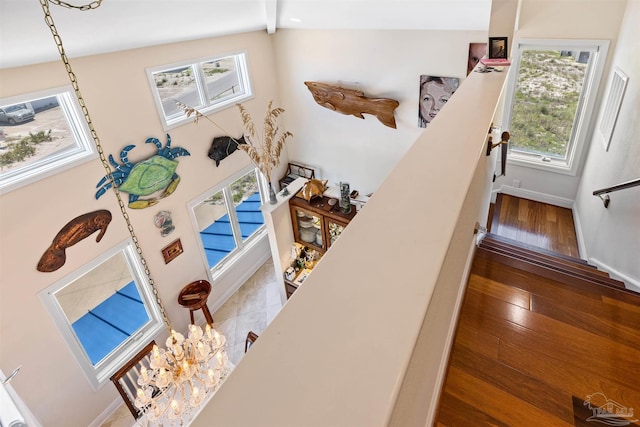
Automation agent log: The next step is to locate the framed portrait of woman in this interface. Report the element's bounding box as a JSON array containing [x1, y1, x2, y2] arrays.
[[489, 37, 508, 59], [417, 75, 459, 128]]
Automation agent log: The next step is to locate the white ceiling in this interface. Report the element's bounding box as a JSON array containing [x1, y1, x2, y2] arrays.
[[0, 0, 492, 69]]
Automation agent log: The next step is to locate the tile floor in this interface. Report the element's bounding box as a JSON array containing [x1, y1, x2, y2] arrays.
[[101, 258, 284, 427]]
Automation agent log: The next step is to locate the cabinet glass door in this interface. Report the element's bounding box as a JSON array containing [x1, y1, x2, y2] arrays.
[[293, 207, 324, 251], [327, 219, 348, 248]]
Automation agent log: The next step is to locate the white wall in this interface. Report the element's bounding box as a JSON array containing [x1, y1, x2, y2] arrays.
[[574, 0, 640, 289], [493, 0, 628, 205], [273, 29, 487, 196], [0, 31, 279, 427]]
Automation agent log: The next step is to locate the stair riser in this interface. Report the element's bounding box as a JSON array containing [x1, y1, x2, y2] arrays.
[[479, 239, 610, 278], [474, 249, 637, 299]]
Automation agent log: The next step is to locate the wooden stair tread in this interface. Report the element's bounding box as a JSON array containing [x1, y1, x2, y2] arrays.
[[478, 239, 608, 278], [475, 247, 637, 300], [479, 234, 625, 288], [482, 232, 590, 266]]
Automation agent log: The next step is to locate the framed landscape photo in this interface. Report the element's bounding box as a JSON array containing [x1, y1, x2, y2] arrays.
[[489, 37, 508, 59]]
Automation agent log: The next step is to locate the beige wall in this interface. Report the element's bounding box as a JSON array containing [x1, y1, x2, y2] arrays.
[[0, 30, 279, 426]]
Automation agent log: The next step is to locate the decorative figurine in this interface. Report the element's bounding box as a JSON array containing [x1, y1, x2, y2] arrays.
[[300, 179, 328, 202], [154, 210, 175, 237], [95, 134, 190, 209]]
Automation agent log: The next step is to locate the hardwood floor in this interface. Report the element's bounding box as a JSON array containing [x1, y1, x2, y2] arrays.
[[434, 195, 640, 426], [490, 193, 579, 258]]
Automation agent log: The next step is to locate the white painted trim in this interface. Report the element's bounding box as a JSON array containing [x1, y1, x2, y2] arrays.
[[571, 204, 589, 260], [501, 38, 610, 176], [425, 240, 478, 426], [206, 236, 271, 316], [88, 398, 122, 427], [495, 185, 574, 208], [588, 257, 640, 293]]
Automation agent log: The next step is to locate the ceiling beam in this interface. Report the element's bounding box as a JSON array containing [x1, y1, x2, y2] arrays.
[[265, 0, 277, 34]]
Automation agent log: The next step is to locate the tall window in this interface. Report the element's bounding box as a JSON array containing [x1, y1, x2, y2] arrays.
[[39, 240, 165, 389], [190, 167, 265, 275], [0, 87, 96, 193], [147, 52, 252, 130], [502, 39, 609, 174]]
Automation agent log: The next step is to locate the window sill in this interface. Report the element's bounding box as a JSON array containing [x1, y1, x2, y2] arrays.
[[507, 154, 578, 176]]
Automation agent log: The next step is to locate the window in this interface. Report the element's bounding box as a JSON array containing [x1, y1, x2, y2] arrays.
[[189, 167, 265, 276], [147, 51, 253, 130], [502, 39, 609, 174], [0, 87, 96, 194], [39, 240, 165, 389]]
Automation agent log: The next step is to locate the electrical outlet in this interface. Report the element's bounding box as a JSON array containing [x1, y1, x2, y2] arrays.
[[513, 179, 521, 188]]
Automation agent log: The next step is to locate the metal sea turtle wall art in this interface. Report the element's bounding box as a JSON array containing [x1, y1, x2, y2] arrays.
[[95, 134, 190, 209]]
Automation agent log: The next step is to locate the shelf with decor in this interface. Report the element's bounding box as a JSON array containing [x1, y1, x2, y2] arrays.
[[282, 243, 321, 299], [289, 194, 356, 254], [284, 193, 357, 298]]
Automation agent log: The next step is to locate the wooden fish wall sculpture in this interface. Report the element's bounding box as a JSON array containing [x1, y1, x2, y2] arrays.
[[304, 81, 400, 129], [37, 210, 112, 272]]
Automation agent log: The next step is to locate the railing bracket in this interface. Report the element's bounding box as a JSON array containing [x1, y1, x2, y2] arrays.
[[598, 194, 610, 208]]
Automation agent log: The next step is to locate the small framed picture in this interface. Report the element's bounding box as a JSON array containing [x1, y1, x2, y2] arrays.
[[161, 238, 183, 264], [489, 37, 508, 59]]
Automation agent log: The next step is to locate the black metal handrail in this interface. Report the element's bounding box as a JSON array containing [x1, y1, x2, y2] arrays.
[[592, 178, 640, 208]]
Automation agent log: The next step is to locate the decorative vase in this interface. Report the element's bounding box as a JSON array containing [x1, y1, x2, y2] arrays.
[[268, 182, 278, 204], [340, 182, 351, 214]]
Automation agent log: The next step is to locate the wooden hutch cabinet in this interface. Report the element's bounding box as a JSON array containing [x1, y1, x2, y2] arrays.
[[285, 194, 357, 298], [289, 195, 357, 253]]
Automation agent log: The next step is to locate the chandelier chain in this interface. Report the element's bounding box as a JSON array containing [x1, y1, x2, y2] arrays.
[[39, 0, 171, 331], [47, 0, 102, 11]]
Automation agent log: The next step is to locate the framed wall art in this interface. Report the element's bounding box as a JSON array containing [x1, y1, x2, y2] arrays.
[[162, 238, 183, 264], [489, 37, 508, 59]]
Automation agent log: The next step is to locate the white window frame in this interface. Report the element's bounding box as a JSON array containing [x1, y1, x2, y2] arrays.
[[38, 239, 165, 390], [501, 39, 609, 175], [0, 86, 96, 194], [187, 165, 267, 282], [146, 51, 253, 131]]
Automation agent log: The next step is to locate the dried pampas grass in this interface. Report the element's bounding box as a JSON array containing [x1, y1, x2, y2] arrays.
[[176, 100, 292, 183], [237, 100, 293, 182]]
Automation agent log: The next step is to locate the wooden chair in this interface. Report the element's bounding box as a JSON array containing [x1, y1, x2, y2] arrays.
[[245, 331, 259, 353], [110, 341, 156, 419]]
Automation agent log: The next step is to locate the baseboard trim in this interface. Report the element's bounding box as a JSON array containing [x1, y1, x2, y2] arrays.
[[89, 398, 123, 427], [571, 205, 588, 259], [425, 239, 477, 426], [494, 185, 574, 208], [588, 257, 640, 292]]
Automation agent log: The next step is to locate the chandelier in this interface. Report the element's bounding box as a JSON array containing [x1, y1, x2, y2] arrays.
[[134, 324, 230, 424]]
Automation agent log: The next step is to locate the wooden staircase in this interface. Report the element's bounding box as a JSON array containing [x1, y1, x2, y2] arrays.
[[478, 232, 632, 293], [435, 232, 640, 425]]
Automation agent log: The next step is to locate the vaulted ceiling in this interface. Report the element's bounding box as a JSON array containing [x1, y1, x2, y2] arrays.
[[0, 0, 492, 69]]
